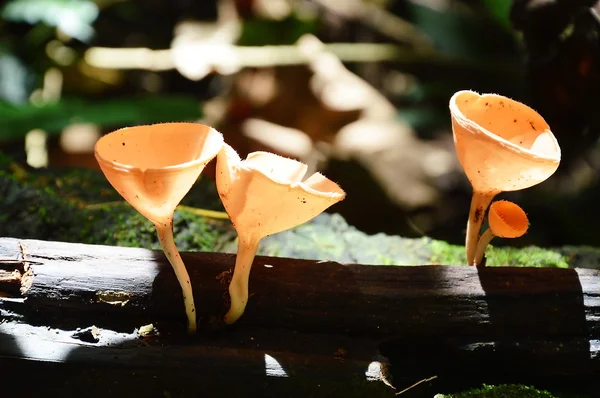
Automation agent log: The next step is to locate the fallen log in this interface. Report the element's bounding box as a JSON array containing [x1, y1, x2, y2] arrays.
[[0, 237, 598, 398]]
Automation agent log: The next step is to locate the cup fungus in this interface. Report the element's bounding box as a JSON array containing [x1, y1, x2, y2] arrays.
[[216, 143, 346, 324], [449, 90, 560, 266], [94, 122, 224, 333], [474, 200, 529, 266]]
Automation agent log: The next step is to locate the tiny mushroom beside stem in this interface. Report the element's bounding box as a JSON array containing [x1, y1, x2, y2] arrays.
[[449, 90, 561, 266], [95, 123, 224, 333], [474, 200, 529, 266], [215, 143, 346, 325]]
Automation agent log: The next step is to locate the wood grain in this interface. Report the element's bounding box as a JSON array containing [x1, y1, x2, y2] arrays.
[[0, 237, 598, 397]]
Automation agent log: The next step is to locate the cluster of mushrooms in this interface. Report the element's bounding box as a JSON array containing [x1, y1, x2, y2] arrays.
[[449, 90, 561, 266], [93, 89, 561, 333], [95, 123, 346, 333]]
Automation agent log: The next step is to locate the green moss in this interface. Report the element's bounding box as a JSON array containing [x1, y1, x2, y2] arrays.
[[171, 210, 232, 252], [435, 384, 557, 398], [25, 167, 225, 211], [84, 206, 229, 252], [428, 238, 466, 265], [27, 167, 122, 204], [485, 246, 569, 268], [427, 239, 570, 268], [0, 167, 230, 251], [99, 208, 159, 248], [217, 214, 445, 265], [0, 169, 83, 240]]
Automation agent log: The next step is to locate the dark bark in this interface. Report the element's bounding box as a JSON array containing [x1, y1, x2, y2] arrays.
[[0, 237, 599, 397]]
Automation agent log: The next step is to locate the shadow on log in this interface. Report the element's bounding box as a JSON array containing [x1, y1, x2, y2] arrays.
[[0, 237, 599, 398]]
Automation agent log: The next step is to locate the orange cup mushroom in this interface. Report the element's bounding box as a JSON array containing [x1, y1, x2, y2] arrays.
[[474, 200, 529, 266], [449, 90, 560, 266], [216, 143, 346, 324], [95, 123, 224, 333]]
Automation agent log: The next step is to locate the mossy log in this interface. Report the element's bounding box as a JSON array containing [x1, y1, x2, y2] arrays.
[[4, 166, 600, 270], [0, 237, 599, 398]]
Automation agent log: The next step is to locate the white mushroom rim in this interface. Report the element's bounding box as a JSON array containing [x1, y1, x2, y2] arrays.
[[224, 145, 345, 198], [94, 124, 224, 173], [449, 90, 561, 163]]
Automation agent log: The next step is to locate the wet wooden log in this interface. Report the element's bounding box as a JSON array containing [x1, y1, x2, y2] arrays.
[[0, 237, 599, 398]]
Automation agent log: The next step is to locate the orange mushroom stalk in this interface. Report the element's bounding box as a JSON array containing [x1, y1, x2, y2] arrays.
[[95, 123, 224, 333], [474, 200, 529, 266], [449, 90, 560, 266], [216, 143, 346, 324]]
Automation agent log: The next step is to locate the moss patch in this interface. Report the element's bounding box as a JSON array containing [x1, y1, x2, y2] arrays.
[[485, 246, 569, 268], [428, 238, 466, 265], [434, 384, 557, 398], [0, 167, 230, 251], [426, 239, 570, 268]]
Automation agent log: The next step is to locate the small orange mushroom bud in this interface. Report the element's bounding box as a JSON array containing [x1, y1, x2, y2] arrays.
[[474, 200, 529, 266], [487, 200, 529, 238]]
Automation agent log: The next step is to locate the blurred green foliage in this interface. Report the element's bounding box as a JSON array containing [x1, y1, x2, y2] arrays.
[[0, 96, 203, 141], [0, 0, 525, 144], [2, 0, 99, 42], [0, 0, 213, 142], [238, 15, 318, 46], [405, 2, 518, 59], [481, 0, 514, 31]]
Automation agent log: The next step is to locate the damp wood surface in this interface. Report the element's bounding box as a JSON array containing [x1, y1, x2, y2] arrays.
[[0, 237, 599, 398]]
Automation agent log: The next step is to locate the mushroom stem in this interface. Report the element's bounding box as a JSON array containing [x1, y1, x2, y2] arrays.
[[466, 191, 496, 266], [224, 235, 261, 325], [474, 228, 496, 267], [155, 219, 197, 334]]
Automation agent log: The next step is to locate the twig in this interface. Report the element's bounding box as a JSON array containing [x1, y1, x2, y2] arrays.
[[84, 201, 125, 210], [85, 43, 413, 71], [177, 205, 230, 219], [395, 375, 438, 395], [8, 162, 28, 180], [84, 42, 517, 76], [84, 201, 229, 220]]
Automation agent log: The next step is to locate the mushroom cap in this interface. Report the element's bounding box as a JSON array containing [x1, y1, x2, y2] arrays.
[[95, 123, 224, 224], [488, 200, 529, 238], [450, 90, 561, 194], [216, 143, 345, 239]]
